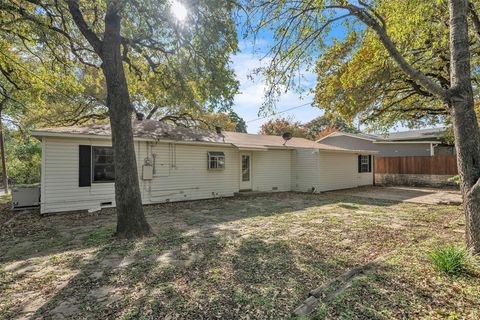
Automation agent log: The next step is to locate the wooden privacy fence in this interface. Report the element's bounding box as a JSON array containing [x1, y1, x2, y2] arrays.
[[375, 155, 458, 175]]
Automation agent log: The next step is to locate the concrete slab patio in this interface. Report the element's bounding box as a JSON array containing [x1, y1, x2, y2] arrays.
[[329, 186, 462, 205]]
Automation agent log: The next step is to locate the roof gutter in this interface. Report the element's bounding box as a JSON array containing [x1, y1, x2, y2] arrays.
[[372, 140, 440, 144]]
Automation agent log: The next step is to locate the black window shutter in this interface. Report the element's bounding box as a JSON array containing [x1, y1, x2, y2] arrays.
[[368, 155, 372, 172], [358, 155, 362, 173], [79, 145, 92, 187]]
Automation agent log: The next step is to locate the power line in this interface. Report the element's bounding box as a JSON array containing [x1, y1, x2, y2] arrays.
[[246, 101, 314, 123]]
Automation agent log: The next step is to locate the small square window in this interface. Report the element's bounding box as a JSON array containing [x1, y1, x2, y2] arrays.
[[208, 151, 225, 170], [359, 155, 371, 173]]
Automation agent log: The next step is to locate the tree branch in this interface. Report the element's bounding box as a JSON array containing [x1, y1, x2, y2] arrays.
[[343, 3, 449, 102], [469, 1, 480, 42], [65, 0, 103, 56]]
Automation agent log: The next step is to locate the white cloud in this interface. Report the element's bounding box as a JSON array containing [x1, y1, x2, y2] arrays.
[[231, 48, 323, 133]]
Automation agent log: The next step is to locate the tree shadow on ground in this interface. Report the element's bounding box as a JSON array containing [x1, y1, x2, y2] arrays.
[[0, 192, 453, 319], [0, 192, 401, 265], [25, 231, 353, 319]]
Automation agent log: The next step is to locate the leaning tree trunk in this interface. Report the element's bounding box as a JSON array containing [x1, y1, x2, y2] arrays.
[[449, 0, 480, 253], [0, 108, 8, 194], [102, 5, 151, 238]]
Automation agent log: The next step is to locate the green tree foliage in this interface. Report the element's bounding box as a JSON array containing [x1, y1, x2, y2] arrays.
[[259, 116, 357, 140], [0, 1, 239, 127], [3, 129, 41, 186], [2, 0, 240, 237], [158, 110, 246, 132], [246, 0, 479, 129], [304, 116, 358, 138], [259, 118, 307, 137], [314, 0, 480, 130], [228, 111, 248, 133]]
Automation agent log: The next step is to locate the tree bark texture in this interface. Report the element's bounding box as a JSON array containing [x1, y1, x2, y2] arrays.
[[0, 110, 8, 194], [67, 0, 151, 238], [448, 0, 480, 253], [101, 2, 151, 238]]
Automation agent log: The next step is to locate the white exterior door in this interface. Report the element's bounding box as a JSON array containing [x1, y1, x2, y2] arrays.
[[240, 152, 252, 190]]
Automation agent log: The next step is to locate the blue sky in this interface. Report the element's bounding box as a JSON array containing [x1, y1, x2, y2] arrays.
[[229, 13, 426, 134], [230, 20, 348, 133], [231, 41, 322, 133]]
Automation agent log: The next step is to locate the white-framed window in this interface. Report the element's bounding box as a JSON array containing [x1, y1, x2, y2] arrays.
[[358, 155, 371, 173], [92, 146, 115, 182], [207, 151, 225, 170]]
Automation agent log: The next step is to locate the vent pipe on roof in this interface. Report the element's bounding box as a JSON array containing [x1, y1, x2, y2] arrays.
[[215, 126, 222, 134]]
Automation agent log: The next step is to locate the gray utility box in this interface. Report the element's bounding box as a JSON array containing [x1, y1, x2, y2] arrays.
[[12, 187, 40, 210]]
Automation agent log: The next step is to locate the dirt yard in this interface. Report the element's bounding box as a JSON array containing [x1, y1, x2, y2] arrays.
[[1, 192, 478, 319]]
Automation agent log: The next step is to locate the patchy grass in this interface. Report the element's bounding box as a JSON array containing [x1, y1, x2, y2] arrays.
[[0, 192, 478, 319], [429, 244, 468, 275], [83, 227, 116, 247]]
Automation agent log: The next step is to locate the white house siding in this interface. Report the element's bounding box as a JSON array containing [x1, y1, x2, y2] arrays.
[[41, 137, 118, 213], [291, 151, 372, 192], [40, 136, 372, 214], [291, 148, 321, 192], [358, 172, 373, 186], [41, 137, 240, 213], [316, 151, 360, 191], [139, 142, 239, 204], [317, 151, 374, 191], [251, 150, 292, 192]]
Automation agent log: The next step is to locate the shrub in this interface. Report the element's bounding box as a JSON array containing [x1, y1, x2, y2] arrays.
[[447, 175, 461, 185], [429, 245, 467, 275], [3, 130, 41, 186]]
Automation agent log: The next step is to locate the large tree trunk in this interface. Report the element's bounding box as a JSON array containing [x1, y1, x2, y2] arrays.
[[0, 109, 8, 194], [449, 0, 480, 253], [101, 3, 151, 238]]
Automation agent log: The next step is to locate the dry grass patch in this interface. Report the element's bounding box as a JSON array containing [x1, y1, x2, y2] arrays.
[[0, 192, 478, 319]]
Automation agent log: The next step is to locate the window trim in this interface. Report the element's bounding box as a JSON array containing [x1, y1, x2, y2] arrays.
[[358, 155, 372, 173], [92, 146, 115, 183], [207, 151, 225, 170]]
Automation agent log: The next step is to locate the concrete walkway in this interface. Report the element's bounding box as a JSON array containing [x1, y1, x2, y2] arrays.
[[330, 186, 462, 205]]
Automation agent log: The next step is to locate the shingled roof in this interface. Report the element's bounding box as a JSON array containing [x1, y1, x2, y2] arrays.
[[318, 127, 447, 143], [383, 127, 447, 141], [32, 120, 376, 153]]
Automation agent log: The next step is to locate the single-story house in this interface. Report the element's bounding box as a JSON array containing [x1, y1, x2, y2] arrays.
[[32, 120, 376, 214], [317, 128, 454, 157]]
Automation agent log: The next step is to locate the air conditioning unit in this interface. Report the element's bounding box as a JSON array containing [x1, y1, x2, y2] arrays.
[[12, 187, 40, 210]]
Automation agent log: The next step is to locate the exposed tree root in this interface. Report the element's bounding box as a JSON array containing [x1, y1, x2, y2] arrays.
[[292, 254, 390, 318]]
